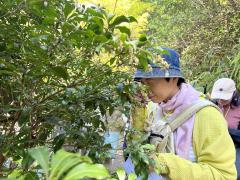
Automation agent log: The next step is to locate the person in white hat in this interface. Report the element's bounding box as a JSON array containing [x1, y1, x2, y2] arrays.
[[211, 78, 240, 129], [211, 78, 240, 178]]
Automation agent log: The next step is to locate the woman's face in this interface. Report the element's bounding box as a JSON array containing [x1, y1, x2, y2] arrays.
[[217, 99, 231, 106], [141, 78, 179, 104]]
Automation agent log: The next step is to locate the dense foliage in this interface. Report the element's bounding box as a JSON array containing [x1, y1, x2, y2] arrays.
[[146, 0, 240, 90], [0, 0, 153, 175]]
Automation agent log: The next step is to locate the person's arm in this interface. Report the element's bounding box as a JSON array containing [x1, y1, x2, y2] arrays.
[[155, 107, 237, 180]]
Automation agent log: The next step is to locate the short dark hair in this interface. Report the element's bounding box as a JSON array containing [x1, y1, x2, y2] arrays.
[[165, 77, 185, 87], [231, 90, 240, 107]]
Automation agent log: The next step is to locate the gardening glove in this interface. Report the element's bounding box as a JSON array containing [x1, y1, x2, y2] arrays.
[[150, 123, 172, 152]]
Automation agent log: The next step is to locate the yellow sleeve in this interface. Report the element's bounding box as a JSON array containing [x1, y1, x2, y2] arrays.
[[155, 107, 237, 180]]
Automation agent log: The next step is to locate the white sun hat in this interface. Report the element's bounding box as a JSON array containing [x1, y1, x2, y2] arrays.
[[211, 78, 236, 100]]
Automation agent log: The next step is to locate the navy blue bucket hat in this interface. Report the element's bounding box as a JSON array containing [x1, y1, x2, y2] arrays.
[[134, 47, 184, 81]]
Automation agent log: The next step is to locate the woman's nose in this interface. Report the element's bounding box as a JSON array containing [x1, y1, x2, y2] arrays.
[[218, 99, 229, 106]]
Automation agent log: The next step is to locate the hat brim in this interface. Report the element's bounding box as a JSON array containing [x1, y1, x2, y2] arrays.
[[210, 91, 234, 100], [133, 67, 184, 81]]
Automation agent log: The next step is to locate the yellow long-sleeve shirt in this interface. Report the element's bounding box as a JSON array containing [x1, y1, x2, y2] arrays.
[[156, 106, 237, 180]]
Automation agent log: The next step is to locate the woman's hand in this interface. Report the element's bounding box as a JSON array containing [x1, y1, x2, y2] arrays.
[[148, 153, 169, 175]]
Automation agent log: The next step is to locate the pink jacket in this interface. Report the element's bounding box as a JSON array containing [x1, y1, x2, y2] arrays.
[[222, 105, 240, 129]]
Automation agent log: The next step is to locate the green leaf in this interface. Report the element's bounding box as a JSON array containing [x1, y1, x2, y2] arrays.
[[53, 134, 65, 152], [43, 17, 55, 24], [28, 147, 49, 175], [0, 70, 15, 75], [138, 53, 148, 70], [86, 8, 104, 19], [91, 17, 104, 29], [141, 154, 150, 165], [125, 40, 138, 50], [21, 153, 34, 170], [44, 6, 57, 18], [115, 26, 131, 36], [28, 0, 43, 17], [51, 66, 69, 80], [116, 168, 126, 180], [42, 6, 57, 24], [64, 2, 75, 19], [141, 144, 156, 151], [21, 171, 39, 180], [110, 57, 115, 65], [128, 16, 138, 23], [109, 106, 114, 116], [107, 14, 115, 23], [7, 169, 23, 178], [139, 34, 147, 42], [120, 33, 128, 43], [128, 173, 137, 180], [94, 35, 108, 43], [153, 47, 169, 56], [137, 34, 148, 47], [110, 15, 137, 28], [50, 150, 92, 179], [64, 163, 109, 180]]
